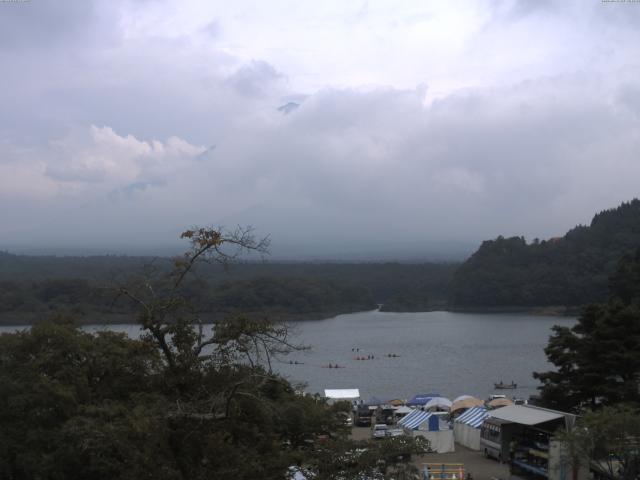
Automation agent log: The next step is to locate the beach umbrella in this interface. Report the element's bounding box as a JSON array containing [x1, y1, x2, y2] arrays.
[[451, 397, 485, 412], [487, 397, 513, 408], [423, 397, 452, 410]]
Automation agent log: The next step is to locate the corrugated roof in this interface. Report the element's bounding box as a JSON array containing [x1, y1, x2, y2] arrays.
[[455, 407, 488, 428], [324, 389, 360, 399], [488, 405, 565, 426]]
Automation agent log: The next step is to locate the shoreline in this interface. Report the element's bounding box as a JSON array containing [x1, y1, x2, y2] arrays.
[[442, 305, 581, 317], [379, 304, 582, 317], [0, 308, 377, 327], [0, 305, 581, 327]]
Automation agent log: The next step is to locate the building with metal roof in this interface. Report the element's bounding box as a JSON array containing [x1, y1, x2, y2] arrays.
[[323, 389, 360, 400], [479, 405, 581, 480]]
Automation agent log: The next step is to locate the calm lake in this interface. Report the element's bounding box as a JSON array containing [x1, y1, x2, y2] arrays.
[[1, 310, 575, 402]]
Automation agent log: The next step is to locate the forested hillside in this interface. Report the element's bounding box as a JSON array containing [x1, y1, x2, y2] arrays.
[[0, 254, 456, 324], [450, 199, 640, 308], [5, 199, 638, 321]]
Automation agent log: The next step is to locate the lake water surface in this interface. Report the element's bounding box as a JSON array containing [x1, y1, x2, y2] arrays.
[[1, 310, 575, 403]]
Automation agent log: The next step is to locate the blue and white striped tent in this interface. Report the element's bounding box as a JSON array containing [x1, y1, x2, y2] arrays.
[[398, 410, 438, 431], [455, 407, 488, 428], [453, 407, 488, 450]]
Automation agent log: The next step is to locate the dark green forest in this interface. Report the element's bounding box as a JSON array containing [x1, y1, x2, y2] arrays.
[[0, 252, 456, 325], [449, 199, 640, 309], [535, 247, 640, 412], [2, 199, 640, 324]]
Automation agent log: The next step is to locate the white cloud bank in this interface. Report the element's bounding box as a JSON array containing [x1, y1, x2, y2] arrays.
[[0, 0, 639, 257]]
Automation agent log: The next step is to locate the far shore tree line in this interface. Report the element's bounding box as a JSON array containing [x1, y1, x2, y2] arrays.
[[2, 199, 639, 324]]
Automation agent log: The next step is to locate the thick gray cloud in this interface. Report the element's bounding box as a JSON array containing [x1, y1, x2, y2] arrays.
[[0, 1, 101, 49], [0, 0, 639, 258], [226, 60, 286, 98]]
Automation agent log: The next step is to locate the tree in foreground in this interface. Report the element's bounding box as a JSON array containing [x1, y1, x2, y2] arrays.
[[556, 406, 640, 480], [534, 248, 640, 412], [0, 227, 426, 479]]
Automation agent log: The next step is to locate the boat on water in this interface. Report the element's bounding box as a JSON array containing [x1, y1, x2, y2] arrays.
[[494, 381, 517, 389], [322, 364, 346, 369]]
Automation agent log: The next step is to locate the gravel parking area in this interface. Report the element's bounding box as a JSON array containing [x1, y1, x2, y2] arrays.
[[350, 427, 517, 480]]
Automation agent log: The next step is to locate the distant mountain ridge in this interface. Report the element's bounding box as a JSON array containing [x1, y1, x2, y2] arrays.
[[449, 199, 640, 309]]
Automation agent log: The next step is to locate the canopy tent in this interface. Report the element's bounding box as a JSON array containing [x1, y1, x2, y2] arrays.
[[487, 397, 513, 408], [399, 410, 439, 431], [453, 407, 488, 450], [400, 410, 454, 453], [452, 395, 474, 403], [455, 407, 489, 428], [424, 397, 452, 410], [394, 406, 413, 415], [406, 393, 440, 407], [451, 397, 485, 413], [324, 389, 360, 400], [388, 399, 405, 407]]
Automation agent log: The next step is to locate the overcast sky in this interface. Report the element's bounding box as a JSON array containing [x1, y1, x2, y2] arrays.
[[1, 0, 639, 259]]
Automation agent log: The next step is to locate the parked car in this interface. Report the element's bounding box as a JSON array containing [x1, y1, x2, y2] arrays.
[[372, 424, 388, 439], [337, 411, 353, 426], [356, 405, 373, 426]]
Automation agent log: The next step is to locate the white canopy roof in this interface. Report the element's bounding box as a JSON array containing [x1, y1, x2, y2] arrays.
[[324, 389, 360, 399], [424, 397, 452, 409], [395, 406, 413, 414], [488, 405, 567, 426]]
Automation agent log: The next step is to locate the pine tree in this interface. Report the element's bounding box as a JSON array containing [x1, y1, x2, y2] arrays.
[[534, 248, 640, 411]]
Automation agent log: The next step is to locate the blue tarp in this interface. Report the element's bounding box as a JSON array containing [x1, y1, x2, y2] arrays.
[[406, 393, 440, 407], [454, 407, 488, 428]]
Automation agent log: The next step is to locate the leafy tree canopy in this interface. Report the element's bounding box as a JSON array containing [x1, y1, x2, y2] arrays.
[[557, 406, 640, 480], [0, 227, 426, 479]]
